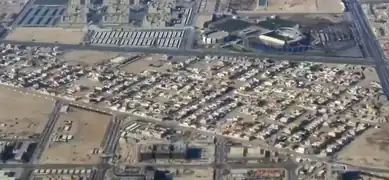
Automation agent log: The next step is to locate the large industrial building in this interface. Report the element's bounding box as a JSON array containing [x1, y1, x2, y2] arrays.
[[203, 16, 306, 48], [259, 27, 305, 46], [202, 30, 229, 45]]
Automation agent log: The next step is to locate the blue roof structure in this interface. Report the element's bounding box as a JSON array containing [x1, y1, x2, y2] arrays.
[[258, 0, 268, 7]]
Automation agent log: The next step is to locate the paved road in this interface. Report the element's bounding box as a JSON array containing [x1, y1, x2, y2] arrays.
[[30, 100, 62, 164], [348, 0, 389, 99], [104, 116, 121, 157], [214, 138, 226, 180], [92, 116, 121, 180], [0, 40, 372, 65]]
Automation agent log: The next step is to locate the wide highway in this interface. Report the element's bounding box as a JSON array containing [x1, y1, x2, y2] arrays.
[[214, 138, 226, 180], [30, 100, 62, 164], [348, 0, 389, 98], [0, 40, 372, 65]]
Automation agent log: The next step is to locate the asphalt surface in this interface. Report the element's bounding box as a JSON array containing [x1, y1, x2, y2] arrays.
[[214, 138, 226, 180], [104, 116, 121, 157], [30, 100, 62, 164], [348, 0, 389, 99], [91, 116, 121, 180], [0, 40, 372, 65]]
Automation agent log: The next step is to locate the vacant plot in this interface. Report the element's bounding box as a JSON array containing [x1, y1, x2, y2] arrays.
[[39, 107, 111, 164], [196, 14, 213, 28], [63, 50, 122, 65], [238, 0, 344, 13], [338, 126, 389, 168], [5, 27, 85, 44], [121, 55, 171, 74], [161, 168, 213, 180], [0, 88, 54, 139]]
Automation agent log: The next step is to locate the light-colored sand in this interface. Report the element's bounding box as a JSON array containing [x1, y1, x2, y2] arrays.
[[238, 0, 344, 13], [63, 50, 122, 65], [5, 27, 85, 44], [196, 14, 213, 28], [338, 126, 389, 169], [0, 88, 54, 139], [169, 169, 213, 180], [121, 54, 170, 74], [39, 107, 111, 164]]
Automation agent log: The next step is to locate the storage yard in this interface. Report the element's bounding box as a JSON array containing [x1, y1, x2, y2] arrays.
[[39, 107, 111, 164], [0, 87, 54, 139], [89, 29, 186, 49], [5, 28, 85, 44]]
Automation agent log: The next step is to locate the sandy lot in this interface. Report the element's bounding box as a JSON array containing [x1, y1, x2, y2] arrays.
[[162, 168, 213, 180], [39, 107, 111, 164], [196, 14, 213, 28], [5, 27, 85, 44], [238, 0, 344, 13], [62, 50, 122, 65], [0, 88, 54, 139], [338, 126, 389, 168], [121, 54, 171, 74]]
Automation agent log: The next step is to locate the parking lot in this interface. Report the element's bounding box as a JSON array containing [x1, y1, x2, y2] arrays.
[[16, 5, 66, 27], [311, 27, 353, 45], [89, 29, 187, 49]]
